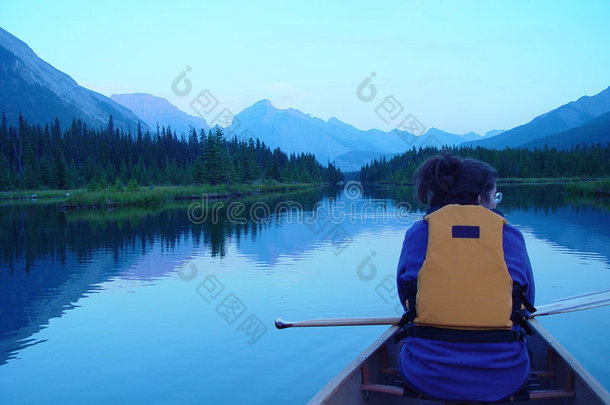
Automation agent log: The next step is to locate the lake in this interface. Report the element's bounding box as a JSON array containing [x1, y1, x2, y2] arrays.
[[1, 184, 609, 404]]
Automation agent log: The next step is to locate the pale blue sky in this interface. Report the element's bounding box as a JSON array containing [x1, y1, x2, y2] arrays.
[[1, 0, 609, 134]]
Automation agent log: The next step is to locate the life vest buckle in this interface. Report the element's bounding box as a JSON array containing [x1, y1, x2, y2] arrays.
[[398, 310, 416, 328]]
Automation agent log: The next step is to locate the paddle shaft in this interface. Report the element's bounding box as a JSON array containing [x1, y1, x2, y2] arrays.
[[275, 317, 400, 329], [531, 289, 610, 317], [275, 289, 610, 329]]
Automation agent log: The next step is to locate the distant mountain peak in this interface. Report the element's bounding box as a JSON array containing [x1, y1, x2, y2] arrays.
[[419, 127, 482, 143], [424, 127, 449, 135], [484, 129, 505, 138], [111, 93, 209, 134], [242, 99, 315, 123], [252, 99, 275, 108]]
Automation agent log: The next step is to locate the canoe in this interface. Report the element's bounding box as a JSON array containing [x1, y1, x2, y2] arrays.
[[309, 319, 610, 404]]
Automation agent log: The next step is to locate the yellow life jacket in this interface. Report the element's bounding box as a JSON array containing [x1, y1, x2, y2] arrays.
[[397, 204, 535, 342]]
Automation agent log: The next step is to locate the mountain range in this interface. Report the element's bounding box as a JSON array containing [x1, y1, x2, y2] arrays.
[[520, 111, 610, 150], [464, 86, 610, 149], [1, 25, 609, 172], [0, 27, 147, 131], [110, 86, 610, 169], [219, 99, 488, 169], [108, 88, 610, 169]]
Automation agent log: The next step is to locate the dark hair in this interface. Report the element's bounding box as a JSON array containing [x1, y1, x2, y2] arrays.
[[414, 153, 497, 207]]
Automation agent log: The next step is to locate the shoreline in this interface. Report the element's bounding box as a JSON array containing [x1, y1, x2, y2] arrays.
[[565, 179, 610, 198], [363, 177, 602, 186], [0, 183, 323, 210]]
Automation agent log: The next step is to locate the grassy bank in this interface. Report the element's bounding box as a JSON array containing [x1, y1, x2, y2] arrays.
[[62, 186, 323, 223], [497, 177, 586, 184], [0, 189, 69, 200], [1, 182, 321, 209], [370, 177, 592, 186], [59, 183, 319, 209], [565, 178, 610, 198]]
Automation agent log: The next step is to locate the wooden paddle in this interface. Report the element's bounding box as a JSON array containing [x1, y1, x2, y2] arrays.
[[275, 289, 610, 329]]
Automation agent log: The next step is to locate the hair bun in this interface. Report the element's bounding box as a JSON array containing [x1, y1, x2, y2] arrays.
[[435, 155, 461, 192]]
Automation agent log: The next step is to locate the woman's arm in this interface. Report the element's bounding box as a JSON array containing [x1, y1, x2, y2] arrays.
[[503, 224, 535, 306], [396, 220, 428, 310]]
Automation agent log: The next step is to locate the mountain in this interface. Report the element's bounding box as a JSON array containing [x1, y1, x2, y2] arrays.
[[464, 86, 610, 149], [0, 27, 148, 131], [225, 99, 479, 168], [484, 129, 505, 138], [521, 111, 610, 150], [332, 151, 400, 172], [460, 131, 483, 141], [225, 99, 364, 164], [423, 127, 483, 145], [111, 93, 209, 135]]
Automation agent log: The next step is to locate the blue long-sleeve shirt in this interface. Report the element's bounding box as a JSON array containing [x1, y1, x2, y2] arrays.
[[396, 211, 535, 402]]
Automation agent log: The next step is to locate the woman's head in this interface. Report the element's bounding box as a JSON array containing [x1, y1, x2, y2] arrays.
[[414, 153, 498, 209]]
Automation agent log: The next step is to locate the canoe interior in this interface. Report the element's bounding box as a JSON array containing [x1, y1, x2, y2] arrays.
[[309, 320, 610, 405]]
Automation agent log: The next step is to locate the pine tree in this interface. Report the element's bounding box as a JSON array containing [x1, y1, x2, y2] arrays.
[[54, 147, 68, 189], [0, 113, 351, 189], [106, 115, 115, 135]]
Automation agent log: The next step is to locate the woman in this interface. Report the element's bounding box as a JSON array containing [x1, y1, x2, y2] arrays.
[[395, 153, 535, 402]]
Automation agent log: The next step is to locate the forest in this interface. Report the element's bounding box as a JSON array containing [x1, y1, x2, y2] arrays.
[[0, 113, 344, 190], [359, 144, 610, 183], [2, 113, 609, 191]]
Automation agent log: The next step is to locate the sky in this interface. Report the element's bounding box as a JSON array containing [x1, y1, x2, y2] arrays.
[[1, 0, 609, 135]]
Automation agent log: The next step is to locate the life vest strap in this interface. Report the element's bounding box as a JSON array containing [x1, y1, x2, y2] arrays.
[[511, 310, 534, 335], [397, 310, 416, 327], [513, 285, 536, 314], [511, 285, 536, 335], [398, 281, 418, 327], [394, 325, 525, 343]]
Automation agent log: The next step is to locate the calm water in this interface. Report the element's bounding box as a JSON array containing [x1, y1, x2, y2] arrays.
[[1, 184, 609, 404]]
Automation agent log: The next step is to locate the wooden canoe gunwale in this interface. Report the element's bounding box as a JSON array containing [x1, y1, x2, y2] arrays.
[[309, 320, 610, 405]]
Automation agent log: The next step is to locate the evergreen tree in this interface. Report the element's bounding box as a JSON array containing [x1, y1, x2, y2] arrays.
[[0, 114, 348, 190], [54, 147, 68, 189]]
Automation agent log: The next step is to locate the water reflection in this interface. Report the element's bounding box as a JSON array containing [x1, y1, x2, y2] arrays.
[[0, 188, 338, 365], [372, 183, 610, 267], [0, 184, 609, 400]]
